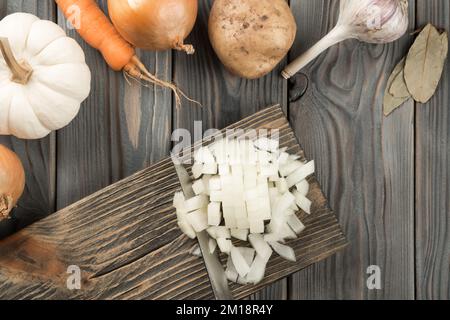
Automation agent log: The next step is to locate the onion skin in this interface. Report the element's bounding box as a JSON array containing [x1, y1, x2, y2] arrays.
[[108, 0, 198, 53], [0, 145, 25, 220]]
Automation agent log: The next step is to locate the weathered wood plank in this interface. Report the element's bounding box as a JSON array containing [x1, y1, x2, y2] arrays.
[[288, 0, 415, 299], [415, 0, 450, 300], [173, 0, 289, 300], [0, 0, 56, 239], [55, 0, 172, 209], [0, 106, 347, 300]]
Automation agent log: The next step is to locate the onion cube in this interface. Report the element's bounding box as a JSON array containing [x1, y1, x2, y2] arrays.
[[294, 191, 312, 214], [268, 241, 296, 262], [286, 161, 315, 188], [186, 208, 208, 232], [209, 176, 221, 191], [296, 180, 310, 196], [273, 192, 295, 218], [192, 162, 203, 179], [225, 256, 238, 282], [238, 247, 256, 265], [209, 238, 217, 254], [231, 228, 249, 241], [287, 214, 305, 234], [279, 160, 304, 177], [246, 255, 269, 284], [223, 206, 237, 228], [207, 202, 221, 226], [248, 234, 272, 262], [249, 217, 264, 234], [194, 147, 215, 164], [178, 221, 196, 239], [202, 162, 218, 175], [184, 195, 208, 212], [192, 179, 205, 195], [201, 175, 211, 195], [276, 178, 288, 194], [173, 191, 185, 208], [277, 152, 289, 165], [254, 137, 279, 152], [217, 238, 232, 254], [231, 246, 250, 277], [209, 190, 222, 202]]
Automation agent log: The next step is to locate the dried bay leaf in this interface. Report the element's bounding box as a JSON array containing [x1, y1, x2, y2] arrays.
[[404, 24, 449, 103], [384, 58, 411, 116], [389, 65, 410, 98]]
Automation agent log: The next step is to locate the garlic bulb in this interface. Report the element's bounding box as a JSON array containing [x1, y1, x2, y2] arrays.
[[282, 0, 409, 79]]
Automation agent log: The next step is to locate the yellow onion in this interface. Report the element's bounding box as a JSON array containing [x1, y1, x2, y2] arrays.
[[108, 0, 198, 54], [0, 145, 25, 220]]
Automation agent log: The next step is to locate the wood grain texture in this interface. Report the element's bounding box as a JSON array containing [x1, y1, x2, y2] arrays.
[[287, 0, 415, 299], [0, 106, 347, 300], [173, 0, 290, 300], [415, 0, 450, 300], [0, 0, 56, 239], [55, 0, 172, 209]]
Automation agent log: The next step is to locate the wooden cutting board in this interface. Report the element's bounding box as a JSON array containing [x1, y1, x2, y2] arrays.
[[0, 105, 347, 300]]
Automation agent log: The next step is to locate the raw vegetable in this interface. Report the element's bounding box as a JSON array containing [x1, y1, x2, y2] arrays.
[[55, 0, 189, 106], [0, 13, 91, 139], [208, 0, 297, 79], [108, 0, 198, 54], [282, 0, 409, 79], [0, 145, 25, 220], [172, 136, 316, 285]]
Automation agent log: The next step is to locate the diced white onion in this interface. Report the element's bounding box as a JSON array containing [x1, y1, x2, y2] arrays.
[[192, 162, 203, 179], [208, 238, 217, 254], [173, 135, 316, 286], [207, 202, 222, 226], [295, 180, 309, 196], [231, 228, 249, 241], [192, 179, 205, 195], [286, 161, 315, 188], [293, 191, 312, 214], [184, 195, 209, 213], [202, 162, 218, 175], [186, 208, 208, 232], [248, 234, 272, 262], [246, 254, 269, 284], [230, 246, 251, 277], [269, 241, 296, 262], [217, 238, 232, 254], [287, 214, 305, 235]]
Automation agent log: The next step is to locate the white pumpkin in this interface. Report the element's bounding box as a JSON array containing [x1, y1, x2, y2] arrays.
[[0, 13, 91, 139]]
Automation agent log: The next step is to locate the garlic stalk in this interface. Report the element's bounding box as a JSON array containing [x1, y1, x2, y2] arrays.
[[282, 0, 409, 79]]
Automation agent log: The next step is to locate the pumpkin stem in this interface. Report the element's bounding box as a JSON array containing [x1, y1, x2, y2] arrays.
[[0, 37, 33, 85], [0, 194, 13, 220]]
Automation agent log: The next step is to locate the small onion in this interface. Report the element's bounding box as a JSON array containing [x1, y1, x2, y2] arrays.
[[108, 0, 198, 54], [0, 145, 25, 220]]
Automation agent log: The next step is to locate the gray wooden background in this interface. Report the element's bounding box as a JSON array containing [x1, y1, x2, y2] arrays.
[[0, 0, 448, 299]]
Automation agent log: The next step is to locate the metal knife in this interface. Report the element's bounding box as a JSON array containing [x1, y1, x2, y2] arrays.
[[172, 157, 233, 300]]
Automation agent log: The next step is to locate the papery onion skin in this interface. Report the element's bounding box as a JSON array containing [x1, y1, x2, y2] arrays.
[[108, 0, 198, 53], [0, 145, 25, 220]]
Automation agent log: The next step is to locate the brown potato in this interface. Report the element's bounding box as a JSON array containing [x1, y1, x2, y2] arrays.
[[208, 0, 297, 79]]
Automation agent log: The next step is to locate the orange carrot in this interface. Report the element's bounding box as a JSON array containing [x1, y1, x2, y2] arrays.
[[55, 0, 189, 106]]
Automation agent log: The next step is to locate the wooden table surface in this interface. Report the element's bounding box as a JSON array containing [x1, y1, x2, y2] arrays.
[[0, 0, 448, 300]]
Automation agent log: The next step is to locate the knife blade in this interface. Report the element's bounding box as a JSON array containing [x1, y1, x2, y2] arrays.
[[172, 157, 233, 300]]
